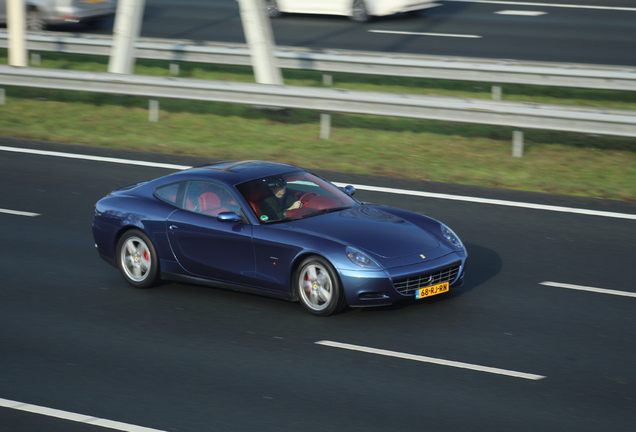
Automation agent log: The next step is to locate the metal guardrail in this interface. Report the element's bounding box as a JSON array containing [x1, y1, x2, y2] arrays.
[[2, 66, 635, 145], [1, 32, 636, 92]]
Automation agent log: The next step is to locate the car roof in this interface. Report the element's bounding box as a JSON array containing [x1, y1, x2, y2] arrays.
[[164, 160, 302, 186]]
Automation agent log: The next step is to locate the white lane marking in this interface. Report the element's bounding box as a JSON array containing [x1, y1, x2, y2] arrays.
[[0, 208, 40, 217], [444, 0, 636, 12], [368, 29, 482, 38], [332, 182, 636, 221], [0, 397, 168, 432], [495, 10, 547, 15], [540, 282, 636, 298], [316, 340, 546, 380], [2, 145, 635, 221], [0, 146, 189, 170]]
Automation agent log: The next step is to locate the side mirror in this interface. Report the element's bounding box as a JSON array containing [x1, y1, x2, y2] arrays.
[[217, 212, 243, 223], [343, 185, 356, 196]]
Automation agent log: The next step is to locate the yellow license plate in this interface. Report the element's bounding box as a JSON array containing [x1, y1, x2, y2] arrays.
[[415, 282, 449, 299]]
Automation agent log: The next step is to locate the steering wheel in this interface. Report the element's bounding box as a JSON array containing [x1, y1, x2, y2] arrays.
[[298, 192, 317, 205]]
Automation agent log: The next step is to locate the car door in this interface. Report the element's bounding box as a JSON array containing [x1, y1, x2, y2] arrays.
[[165, 180, 256, 285], [250, 224, 304, 293]]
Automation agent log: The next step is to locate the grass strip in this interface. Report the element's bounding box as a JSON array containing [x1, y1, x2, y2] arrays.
[[1, 49, 635, 201]]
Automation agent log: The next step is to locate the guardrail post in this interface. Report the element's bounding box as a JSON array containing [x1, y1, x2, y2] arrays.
[[320, 73, 333, 139], [149, 98, 159, 122], [512, 128, 524, 157], [169, 62, 179, 75], [492, 84, 502, 101], [0, 87, 5, 105], [320, 113, 331, 140], [30, 53, 41, 66]]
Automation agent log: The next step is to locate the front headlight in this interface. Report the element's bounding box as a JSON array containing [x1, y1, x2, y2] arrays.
[[440, 224, 463, 249], [346, 246, 380, 269]]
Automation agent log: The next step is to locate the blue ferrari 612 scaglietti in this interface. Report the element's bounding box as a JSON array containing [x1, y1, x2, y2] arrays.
[[92, 160, 467, 316]]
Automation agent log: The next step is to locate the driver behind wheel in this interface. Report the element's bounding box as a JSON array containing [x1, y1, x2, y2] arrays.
[[258, 177, 303, 221]]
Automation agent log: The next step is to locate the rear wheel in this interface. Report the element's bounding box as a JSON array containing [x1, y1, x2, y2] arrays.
[[295, 256, 346, 316], [350, 0, 369, 22], [116, 230, 160, 289]]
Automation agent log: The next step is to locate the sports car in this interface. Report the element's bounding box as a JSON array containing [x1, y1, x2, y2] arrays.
[[92, 160, 467, 316]]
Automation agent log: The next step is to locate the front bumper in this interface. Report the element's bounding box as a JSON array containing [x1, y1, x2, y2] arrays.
[[339, 252, 466, 307], [46, 4, 116, 25], [370, 1, 442, 16]]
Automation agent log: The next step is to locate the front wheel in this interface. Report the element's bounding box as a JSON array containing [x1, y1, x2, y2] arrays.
[[26, 8, 46, 31], [295, 256, 346, 316], [265, 0, 282, 18], [116, 230, 160, 289], [350, 0, 370, 22]]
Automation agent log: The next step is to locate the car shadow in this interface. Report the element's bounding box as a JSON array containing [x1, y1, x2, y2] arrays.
[[113, 242, 501, 317]]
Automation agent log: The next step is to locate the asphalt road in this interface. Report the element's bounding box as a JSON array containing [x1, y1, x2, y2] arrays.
[[1, 138, 635, 432], [70, 0, 636, 66]]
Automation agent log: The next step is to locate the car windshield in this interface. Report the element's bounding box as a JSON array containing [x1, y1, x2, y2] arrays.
[[237, 171, 359, 223]]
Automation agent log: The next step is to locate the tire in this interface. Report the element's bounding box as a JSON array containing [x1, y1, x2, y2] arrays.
[[350, 0, 369, 22], [295, 256, 346, 316], [116, 230, 160, 289], [84, 17, 103, 29], [26, 8, 46, 31], [265, 0, 281, 18]]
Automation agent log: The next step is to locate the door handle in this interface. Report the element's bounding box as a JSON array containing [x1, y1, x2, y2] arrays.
[[169, 225, 178, 230]]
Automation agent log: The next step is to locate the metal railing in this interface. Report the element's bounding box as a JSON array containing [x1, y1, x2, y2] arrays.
[[1, 32, 635, 95], [1, 65, 635, 157], [1, 32, 635, 157]]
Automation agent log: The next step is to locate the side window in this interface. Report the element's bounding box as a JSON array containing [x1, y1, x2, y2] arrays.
[[183, 180, 245, 218], [154, 182, 181, 206]]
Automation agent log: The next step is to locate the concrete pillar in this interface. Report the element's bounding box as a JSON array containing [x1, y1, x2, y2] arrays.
[[237, 0, 283, 85], [108, 0, 146, 74], [7, 0, 27, 67]]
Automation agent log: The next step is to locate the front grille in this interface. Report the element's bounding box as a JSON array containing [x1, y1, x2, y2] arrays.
[[393, 262, 461, 295]]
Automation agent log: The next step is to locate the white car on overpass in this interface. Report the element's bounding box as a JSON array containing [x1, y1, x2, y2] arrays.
[[265, 0, 441, 22], [0, 0, 117, 31]]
